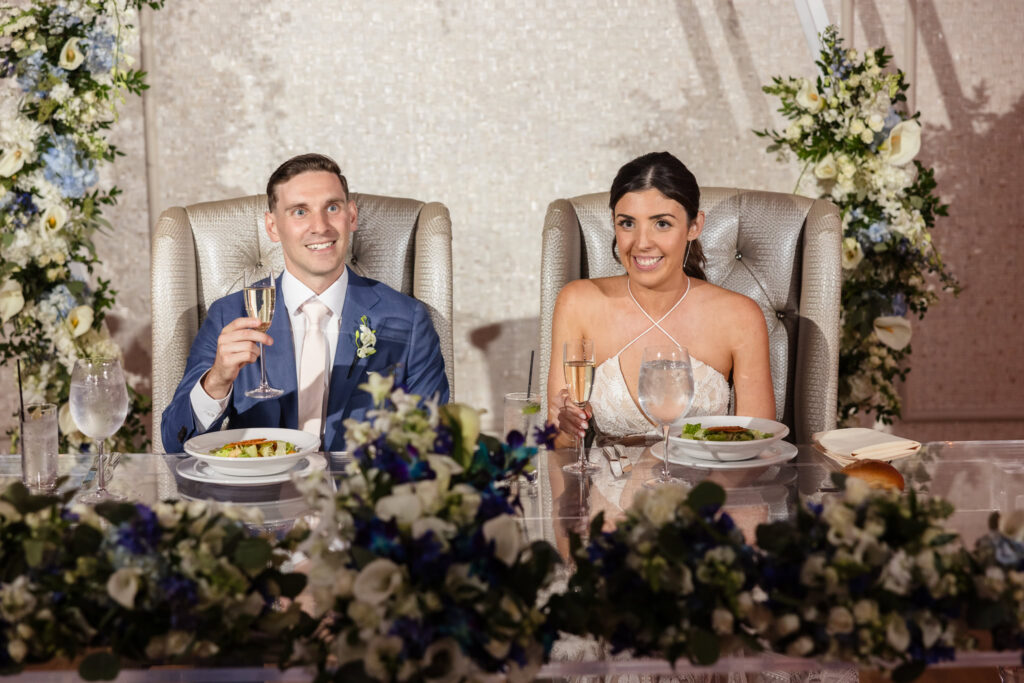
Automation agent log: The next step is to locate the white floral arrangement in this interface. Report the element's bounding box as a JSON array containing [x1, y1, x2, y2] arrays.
[[0, 0, 163, 451], [757, 26, 958, 425], [289, 373, 560, 682]]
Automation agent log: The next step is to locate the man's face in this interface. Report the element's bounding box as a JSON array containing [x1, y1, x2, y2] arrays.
[[265, 171, 357, 294]]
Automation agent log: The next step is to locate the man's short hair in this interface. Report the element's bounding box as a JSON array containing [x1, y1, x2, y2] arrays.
[[266, 153, 350, 211]]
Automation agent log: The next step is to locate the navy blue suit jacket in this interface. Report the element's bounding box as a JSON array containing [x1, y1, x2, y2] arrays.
[[160, 269, 449, 453]]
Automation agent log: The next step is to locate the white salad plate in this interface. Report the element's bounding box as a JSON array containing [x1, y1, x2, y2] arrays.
[[183, 428, 320, 476], [176, 453, 327, 486], [654, 439, 798, 470], [669, 416, 789, 461]]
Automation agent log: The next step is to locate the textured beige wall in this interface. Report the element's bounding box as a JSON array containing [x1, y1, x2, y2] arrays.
[[3, 0, 1022, 444]]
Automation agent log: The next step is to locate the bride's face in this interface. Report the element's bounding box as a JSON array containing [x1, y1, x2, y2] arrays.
[[614, 188, 701, 286]]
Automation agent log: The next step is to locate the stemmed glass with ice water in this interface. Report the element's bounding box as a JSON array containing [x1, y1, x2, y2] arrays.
[[70, 357, 129, 503], [243, 262, 282, 399], [562, 338, 598, 474], [638, 344, 694, 488]]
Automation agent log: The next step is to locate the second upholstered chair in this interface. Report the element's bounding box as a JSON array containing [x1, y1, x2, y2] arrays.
[[539, 187, 842, 443]]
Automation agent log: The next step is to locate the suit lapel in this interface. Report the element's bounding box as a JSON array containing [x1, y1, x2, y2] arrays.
[[263, 273, 298, 424], [323, 269, 381, 448]]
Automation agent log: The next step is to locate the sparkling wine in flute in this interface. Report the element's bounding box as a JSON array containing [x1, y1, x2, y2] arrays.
[[564, 360, 595, 405], [244, 286, 276, 332]]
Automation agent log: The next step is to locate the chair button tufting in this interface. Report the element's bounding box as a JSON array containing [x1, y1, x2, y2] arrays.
[[776, 311, 785, 320], [734, 252, 743, 260]]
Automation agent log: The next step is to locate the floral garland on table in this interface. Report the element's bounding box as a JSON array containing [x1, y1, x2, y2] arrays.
[[756, 26, 959, 425], [0, 481, 309, 679], [285, 373, 562, 682], [0, 0, 164, 452], [549, 481, 760, 666]]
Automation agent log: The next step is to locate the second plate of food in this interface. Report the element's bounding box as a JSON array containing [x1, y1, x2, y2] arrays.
[[669, 416, 789, 461], [183, 428, 320, 477]]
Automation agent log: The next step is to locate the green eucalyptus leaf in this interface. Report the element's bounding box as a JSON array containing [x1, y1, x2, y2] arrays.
[[233, 537, 272, 572]]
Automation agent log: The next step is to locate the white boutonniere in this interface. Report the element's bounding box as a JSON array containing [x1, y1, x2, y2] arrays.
[[355, 315, 377, 359]]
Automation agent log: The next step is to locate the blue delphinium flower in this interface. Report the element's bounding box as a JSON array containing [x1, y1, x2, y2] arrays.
[[866, 221, 889, 243], [84, 27, 116, 74], [48, 6, 83, 31], [49, 284, 76, 316], [16, 51, 47, 93], [890, 293, 908, 317], [116, 504, 162, 554], [41, 135, 98, 198]]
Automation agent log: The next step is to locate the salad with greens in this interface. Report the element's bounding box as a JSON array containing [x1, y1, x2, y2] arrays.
[[679, 423, 774, 442], [209, 438, 297, 458]]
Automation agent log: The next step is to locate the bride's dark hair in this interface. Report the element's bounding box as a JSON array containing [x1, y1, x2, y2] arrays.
[[609, 151, 707, 280]]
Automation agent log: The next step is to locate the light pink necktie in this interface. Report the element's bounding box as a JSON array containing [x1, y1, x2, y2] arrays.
[[298, 300, 330, 437]]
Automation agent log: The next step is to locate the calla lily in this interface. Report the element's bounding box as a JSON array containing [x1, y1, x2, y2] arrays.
[[58, 38, 85, 70], [40, 205, 68, 231], [795, 80, 824, 113], [0, 147, 27, 177], [0, 279, 25, 324], [353, 558, 403, 606], [440, 403, 481, 462], [482, 514, 523, 566], [881, 120, 921, 166], [873, 316, 912, 350], [107, 567, 141, 608], [67, 305, 93, 338]]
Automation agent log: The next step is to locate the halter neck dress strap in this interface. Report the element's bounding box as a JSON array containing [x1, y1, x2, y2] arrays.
[[614, 276, 691, 356]]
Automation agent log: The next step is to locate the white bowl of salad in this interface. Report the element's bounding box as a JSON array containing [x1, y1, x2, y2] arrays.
[[669, 416, 789, 461], [183, 428, 320, 477]]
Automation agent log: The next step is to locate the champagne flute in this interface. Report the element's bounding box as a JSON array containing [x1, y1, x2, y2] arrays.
[[70, 357, 129, 503], [562, 338, 598, 474], [637, 344, 694, 488], [244, 263, 283, 399]]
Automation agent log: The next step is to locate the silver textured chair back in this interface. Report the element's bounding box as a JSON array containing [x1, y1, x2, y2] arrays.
[[151, 193, 453, 453], [539, 188, 841, 443]]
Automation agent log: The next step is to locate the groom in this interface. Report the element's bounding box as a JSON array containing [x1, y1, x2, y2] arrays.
[[160, 153, 449, 453]]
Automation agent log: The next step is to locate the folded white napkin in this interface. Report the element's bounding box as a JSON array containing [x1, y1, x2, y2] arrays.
[[813, 427, 920, 465]]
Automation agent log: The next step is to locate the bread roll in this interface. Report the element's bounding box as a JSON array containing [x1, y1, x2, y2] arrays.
[[841, 460, 905, 491]]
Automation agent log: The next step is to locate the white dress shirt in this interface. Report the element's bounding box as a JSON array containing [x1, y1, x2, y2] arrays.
[[190, 268, 349, 430]]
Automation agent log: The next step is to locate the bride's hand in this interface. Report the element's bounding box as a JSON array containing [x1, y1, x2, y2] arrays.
[[556, 387, 591, 441]]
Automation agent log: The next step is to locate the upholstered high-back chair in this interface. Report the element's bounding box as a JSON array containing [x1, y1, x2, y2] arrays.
[[151, 193, 453, 453], [539, 188, 841, 443]]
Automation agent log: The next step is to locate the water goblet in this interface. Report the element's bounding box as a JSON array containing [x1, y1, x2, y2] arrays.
[[637, 344, 694, 488], [70, 357, 129, 503]]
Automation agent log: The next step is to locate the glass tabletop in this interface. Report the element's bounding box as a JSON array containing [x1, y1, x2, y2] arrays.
[[2, 440, 1022, 677]]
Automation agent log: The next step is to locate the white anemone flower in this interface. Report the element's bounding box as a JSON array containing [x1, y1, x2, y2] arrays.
[[881, 120, 922, 166], [873, 316, 912, 351]]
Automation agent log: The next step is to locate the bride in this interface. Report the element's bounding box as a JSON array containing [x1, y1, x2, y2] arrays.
[[547, 151, 776, 447]]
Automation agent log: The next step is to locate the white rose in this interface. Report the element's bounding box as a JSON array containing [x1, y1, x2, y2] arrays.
[[67, 305, 93, 338], [873, 316, 912, 351], [482, 514, 524, 566], [795, 80, 824, 113], [40, 204, 68, 231], [853, 599, 879, 624], [860, 128, 876, 144], [849, 119, 866, 135], [154, 502, 183, 528], [867, 113, 886, 132], [353, 558, 403, 605], [375, 488, 422, 526], [58, 38, 85, 70], [881, 120, 922, 166], [0, 147, 27, 177], [7, 640, 26, 663], [786, 635, 815, 656], [784, 123, 802, 141], [422, 638, 466, 683], [0, 279, 25, 324], [826, 606, 854, 635], [364, 635, 403, 681], [412, 516, 456, 543], [776, 613, 800, 637], [711, 608, 734, 635], [165, 630, 191, 656], [637, 482, 689, 526], [886, 616, 911, 652], [841, 237, 863, 270], [107, 567, 142, 609], [813, 154, 837, 180]]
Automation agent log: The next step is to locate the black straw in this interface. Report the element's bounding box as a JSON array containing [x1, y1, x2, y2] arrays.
[[526, 350, 535, 399], [16, 359, 26, 422]]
